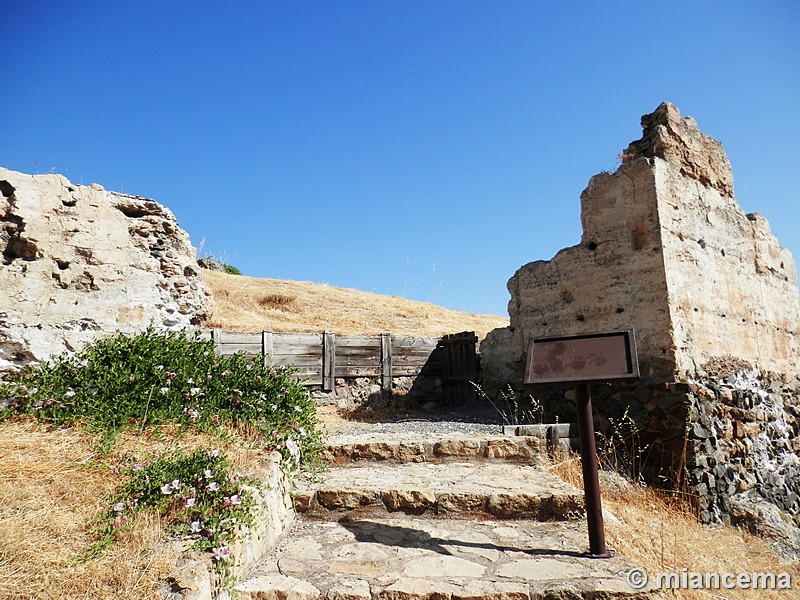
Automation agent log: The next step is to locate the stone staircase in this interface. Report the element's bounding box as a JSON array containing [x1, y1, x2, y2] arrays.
[[235, 419, 662, 599]]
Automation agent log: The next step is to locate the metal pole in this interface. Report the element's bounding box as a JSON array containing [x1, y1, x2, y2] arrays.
[[574, 383, 611, 558]]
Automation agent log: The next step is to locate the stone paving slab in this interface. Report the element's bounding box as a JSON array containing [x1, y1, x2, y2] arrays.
[[320, 432, 546, 466], [237, 517, 663, 599], [294, 462, 584, 521]]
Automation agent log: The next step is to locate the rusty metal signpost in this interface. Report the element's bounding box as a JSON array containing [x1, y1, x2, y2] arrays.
[[524, 330, 639, 558]]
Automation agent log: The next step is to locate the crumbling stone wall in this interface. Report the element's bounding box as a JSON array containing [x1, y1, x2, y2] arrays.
[[481, 103, 800, 555], [0, 167, 213, 371], [496, 103, 800, 380]]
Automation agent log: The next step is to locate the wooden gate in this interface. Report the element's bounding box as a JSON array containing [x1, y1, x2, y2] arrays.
[[439, 331, 479, 405]]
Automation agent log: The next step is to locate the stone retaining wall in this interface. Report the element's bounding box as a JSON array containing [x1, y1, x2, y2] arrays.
[[312, 375, 444, 410], [163, 452, 295, 600]]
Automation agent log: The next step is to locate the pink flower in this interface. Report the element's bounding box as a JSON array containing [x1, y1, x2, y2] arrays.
[[212, 546, 230, 562], [185, 497, 196, 507], [229, 494, 242, 506], [112, 502, 125, 512], [189, 520, 202, 533], [206, 482, 220, 492], [160, 483, 173, 495]]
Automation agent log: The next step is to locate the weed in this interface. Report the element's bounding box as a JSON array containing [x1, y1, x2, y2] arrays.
[[199, 252, 242, 275], [258, 293, 295, 310], [472, 383, 544, 425], [597, 407, 647, 483], [0, 328, 323, 580]]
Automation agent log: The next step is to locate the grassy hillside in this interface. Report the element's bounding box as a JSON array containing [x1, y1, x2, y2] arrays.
[[202, 269, 509, 339]]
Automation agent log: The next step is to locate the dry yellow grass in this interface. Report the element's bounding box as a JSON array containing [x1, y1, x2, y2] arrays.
[[0, 419, 266, 600], [0, 420, 175, 600], [552, 453, 800, 600], [202, 269, 509, 338]]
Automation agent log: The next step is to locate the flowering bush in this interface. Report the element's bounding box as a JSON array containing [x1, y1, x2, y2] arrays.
[[0, 328, 321, 462], [91, 447, 256, 571], [0, 328, 324, 574]]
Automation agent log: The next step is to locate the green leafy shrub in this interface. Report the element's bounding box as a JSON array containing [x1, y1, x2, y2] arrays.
[[90, 447, 256, 569], [222, 263, 242, 275], [0, 328, 321, 461], [0, 328, 323, 578]]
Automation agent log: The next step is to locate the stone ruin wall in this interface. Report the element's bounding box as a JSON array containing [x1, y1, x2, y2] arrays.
[[0, 167, 213, 371], [506, 156, 676, 378], [501, 102, 800, 380], [645, 107, 800, 378], [481, 103, 800, 557]]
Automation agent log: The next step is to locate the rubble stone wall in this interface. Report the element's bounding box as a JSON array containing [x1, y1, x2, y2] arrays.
[[0, 167, 213, 371]]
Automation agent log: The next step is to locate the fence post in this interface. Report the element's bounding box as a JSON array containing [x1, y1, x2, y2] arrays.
[[380, 333, 393, 391], [322, 331, 335, 392], [262, 331, 274, 369], [212, 328, 223, 355]]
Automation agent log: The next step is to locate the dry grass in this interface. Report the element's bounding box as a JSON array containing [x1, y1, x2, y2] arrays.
[[552, 453, 800, 599], [202, 269, 509, 338], [0, 419, 266, 600], [0, 419, 172, 599]]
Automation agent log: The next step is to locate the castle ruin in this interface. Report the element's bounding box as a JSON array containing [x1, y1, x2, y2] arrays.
[[499, 102, 799, 380], [482, 103, 800, 557]]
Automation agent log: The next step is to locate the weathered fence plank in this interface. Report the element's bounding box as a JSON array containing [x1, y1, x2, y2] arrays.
[[204, 329, 478, 397], [322, 332, 335, 392]]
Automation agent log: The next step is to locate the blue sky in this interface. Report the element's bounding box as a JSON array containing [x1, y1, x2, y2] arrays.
[[2, 1, 798, 316]]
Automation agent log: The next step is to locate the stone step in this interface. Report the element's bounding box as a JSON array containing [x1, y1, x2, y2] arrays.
[[294, 462, 584, 521], [320, 431, 548, 465], [237, 517, 662, 600]]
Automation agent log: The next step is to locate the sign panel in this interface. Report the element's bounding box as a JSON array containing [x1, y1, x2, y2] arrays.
[[524, 330, 639, 386]]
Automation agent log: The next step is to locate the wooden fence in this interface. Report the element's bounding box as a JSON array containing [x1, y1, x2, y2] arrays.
[[203, 329, 478, 398]]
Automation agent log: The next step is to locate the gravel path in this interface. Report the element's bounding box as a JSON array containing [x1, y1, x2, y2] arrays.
[[318, 403, 507, 438]]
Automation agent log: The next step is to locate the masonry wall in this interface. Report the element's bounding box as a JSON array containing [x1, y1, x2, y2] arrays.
[[654, 156, 800, 377], [507, 156, 676, 379], [0, 167, 213, 372], [482, 103, 800, 553], [499, 102, 800, 384]]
